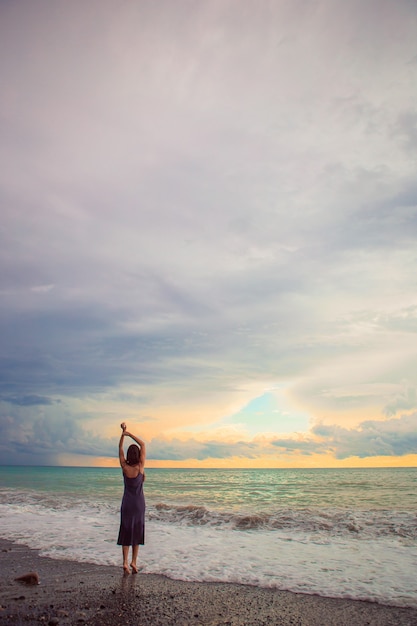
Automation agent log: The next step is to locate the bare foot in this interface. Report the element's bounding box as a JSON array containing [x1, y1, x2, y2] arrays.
[[130, 562, 138, 574], [123, 564, 130, 575]]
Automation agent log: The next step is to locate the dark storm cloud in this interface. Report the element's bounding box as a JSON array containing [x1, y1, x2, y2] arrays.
[[0, 410, 115, 464], [0, 307, 117, 396]]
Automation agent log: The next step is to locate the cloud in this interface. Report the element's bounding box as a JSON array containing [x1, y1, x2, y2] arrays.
[[2, 395, 55, 407], [270, 437, 326, 456], [0, 404, 265, 464], [384, 388, 417, 417], [267, 413, 417, 460], [0, 0, 416, 465], [394, 110, 417, 154], [147, 437, 263, 462], [311, 414, 417, 459], [2, 395, 417, 464], [30, 284, 55, 294], [0, 410, 115, 465]]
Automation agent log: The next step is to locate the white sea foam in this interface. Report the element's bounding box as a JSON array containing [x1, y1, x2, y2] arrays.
[[1, 497, 416, 608]]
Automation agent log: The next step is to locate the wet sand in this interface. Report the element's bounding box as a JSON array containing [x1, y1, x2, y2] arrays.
[[1, 539, 416, 626]]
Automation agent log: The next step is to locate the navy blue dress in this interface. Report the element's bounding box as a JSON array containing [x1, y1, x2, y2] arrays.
[[117, 472, 145, 546]]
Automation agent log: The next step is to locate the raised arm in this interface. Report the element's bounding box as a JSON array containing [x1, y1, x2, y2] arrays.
[[124, 429, 146, 468], [119, 422, 146, 469], [119, 423, 127, 468]]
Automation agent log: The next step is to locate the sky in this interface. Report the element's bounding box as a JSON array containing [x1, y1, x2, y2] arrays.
[[1, 0, 417, 468]]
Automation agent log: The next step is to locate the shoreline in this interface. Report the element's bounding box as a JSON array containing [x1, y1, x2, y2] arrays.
[[1, 540, 417, 625]]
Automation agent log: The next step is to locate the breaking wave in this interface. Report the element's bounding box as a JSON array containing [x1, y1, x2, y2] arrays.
[[149, 502, 417, 540]]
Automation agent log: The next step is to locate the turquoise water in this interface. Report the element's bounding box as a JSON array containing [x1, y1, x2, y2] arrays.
[[1, 466, 417, 607], [1, 466, 416, 510]]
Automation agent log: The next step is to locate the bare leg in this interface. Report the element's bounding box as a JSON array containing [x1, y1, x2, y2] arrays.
[[130, 545, 139, 573], [122, 546, 130, 574]]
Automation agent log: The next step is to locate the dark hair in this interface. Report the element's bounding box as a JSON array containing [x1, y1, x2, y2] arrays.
[[126, 444, 140, 466]]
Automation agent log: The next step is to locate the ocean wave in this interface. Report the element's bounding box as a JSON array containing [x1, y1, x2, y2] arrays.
[[149, 502, 417, 539], [1, 487, 416, 540], [0, 488, 119, 516], [1, 492, 417, 608]]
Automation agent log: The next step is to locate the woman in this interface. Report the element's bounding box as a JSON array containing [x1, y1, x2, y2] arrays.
[[117, 422, 146, 574]]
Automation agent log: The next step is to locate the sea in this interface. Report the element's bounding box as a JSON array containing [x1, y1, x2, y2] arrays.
[[0, 466, 416, 608]]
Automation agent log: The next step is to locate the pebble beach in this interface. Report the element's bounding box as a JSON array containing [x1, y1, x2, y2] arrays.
[[1, 540, 417, 626]]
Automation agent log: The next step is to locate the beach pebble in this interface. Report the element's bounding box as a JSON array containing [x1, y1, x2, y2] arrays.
[[48, 618, 59, 626], [15, 571, 40, 585]]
